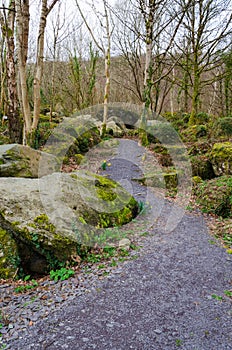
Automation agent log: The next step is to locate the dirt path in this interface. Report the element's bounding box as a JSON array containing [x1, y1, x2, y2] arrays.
[[5, 139, 232, 350]]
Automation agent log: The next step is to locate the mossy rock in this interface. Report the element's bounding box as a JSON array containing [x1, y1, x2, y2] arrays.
[[0, 144, 59, 178], [181, 125, 208, 142], [0, 228, 20, 279], [0, 171, 138, 276], [192, 176, 203, 184], [187, 141, 212, 156], [133, 170, 178, 190], [191, 155, 215, 180], [147, 121, 180, 145], [43, 115, 101, 162], [212, 117, 232, 139], [163, 172, 178, 189], [210, 142, 232, 176], [194, 176, 232, 217]]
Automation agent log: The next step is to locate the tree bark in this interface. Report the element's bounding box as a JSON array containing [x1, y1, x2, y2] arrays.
[[15, 0, 31, 144], [32, 0, 48, 131], [3, 0, 23, 143]]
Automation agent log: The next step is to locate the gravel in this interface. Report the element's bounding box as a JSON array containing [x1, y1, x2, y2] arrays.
[[1, 139, 232, 350]]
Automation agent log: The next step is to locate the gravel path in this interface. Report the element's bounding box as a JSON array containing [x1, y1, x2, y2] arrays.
[[1, 139, 232, 350]]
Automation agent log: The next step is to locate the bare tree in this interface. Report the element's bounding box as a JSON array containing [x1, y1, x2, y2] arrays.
[[75, 0, 114, 135], [15, 0, 60, 145], [175, 0, 232, 124], [32, 0, 60, 131]]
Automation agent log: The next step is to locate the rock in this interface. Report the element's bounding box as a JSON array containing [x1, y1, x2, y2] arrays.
[[191, 155, 215, 180], [194, 175, 232, 217], [0, 144, 58, 178], [0, 228, 19, 279], [106, 120, 125, 137], [0, 171, 138, 276], [210, 142, 232, 176], [212, 117, 232, 139], [182, 125, 208, 142], [43, 115, 100, 161], [163, 172, 178, 190], [118, 238, 131, 250]]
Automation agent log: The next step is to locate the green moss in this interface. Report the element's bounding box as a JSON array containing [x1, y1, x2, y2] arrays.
[[71, 173, 78, 180], [181, 125, 207, 142], [194, 176, 232, 217], [210, 142, 232, 176], [192, 176, 203, 184], [191, 155, 215, 180], [0, 228, 20, 279], [163, 172, 178, 190], [33, 214, 55, 233]]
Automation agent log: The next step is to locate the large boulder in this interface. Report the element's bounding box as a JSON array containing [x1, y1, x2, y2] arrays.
[[0, 144, 58, 178], [43, 115, 101, 161], [194, 176, 232, 218], [210, 142, 232, 176], [0, 171, 138, 276]]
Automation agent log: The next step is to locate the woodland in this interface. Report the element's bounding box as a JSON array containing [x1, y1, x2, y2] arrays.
[[0, 0, 232, 278]]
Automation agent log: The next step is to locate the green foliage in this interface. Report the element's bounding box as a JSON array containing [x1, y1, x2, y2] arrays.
[[224, 290, 232, 297], [211, 294, 223, 301], [175, 339, 183, 347], [49, 267, 75, 281], [14, 276, 38, 293]]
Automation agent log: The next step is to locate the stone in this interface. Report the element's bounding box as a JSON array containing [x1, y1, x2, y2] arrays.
[[210, 142, 232, 176], [194, 175, 232, 218], [191, 155, 215, 180], [0, 144, 58, 178], [118, 238, 131, 250], [106, 120, 124, 137], [43, 115, 101, 161], [0, 228, 19, 279], [0, 171, 138, 276]]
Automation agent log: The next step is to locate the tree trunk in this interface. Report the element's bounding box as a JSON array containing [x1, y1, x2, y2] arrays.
[[4, 0, 22, 143], [102, 46, 110, 136], [139, 0, 155, 146], [32, 0, 47, 131], [189, 60, 200, 125], [15, 0, 31, 144]]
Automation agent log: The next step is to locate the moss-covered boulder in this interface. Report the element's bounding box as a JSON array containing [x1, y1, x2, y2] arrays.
[[191, 155, 215, 180], [194, 176, 232, 217], [133, 170, 179, 191], [212, 117, 232, 139], [0, 171, 138, 276], [0, 144, 59, 178], [181, 125, 208, 142], [0, 228, 20, 279], [43, 115, 101, 162], [210, 142, 232, 176]]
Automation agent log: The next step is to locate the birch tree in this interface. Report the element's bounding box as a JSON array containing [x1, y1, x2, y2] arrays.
[[16, 0, 60, 145], [75, 0, 114, 135], [0, 0, 22, 142]]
